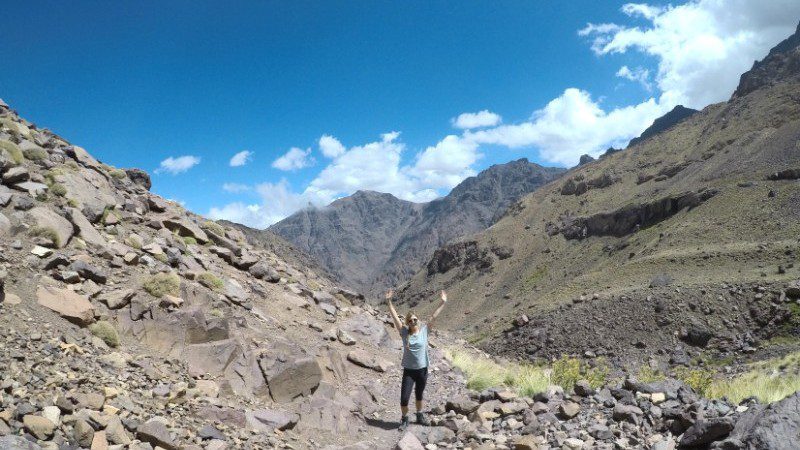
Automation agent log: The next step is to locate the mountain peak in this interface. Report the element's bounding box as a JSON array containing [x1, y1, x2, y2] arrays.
[[733, 21, 800, 98]]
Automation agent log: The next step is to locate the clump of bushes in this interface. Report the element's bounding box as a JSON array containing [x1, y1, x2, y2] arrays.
[[142, 272, 181, 298], [22, 147, 48, 161], [198, 272, 224, 291], [89, 320, 120, 348], [182, 236, 197, 245], [0, 140, 24, 164], [28, 226, 60, 247]]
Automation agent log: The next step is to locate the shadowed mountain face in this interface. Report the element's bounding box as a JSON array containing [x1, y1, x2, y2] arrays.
[[397, 22, 800, 365], [269, 159, 565, 297]]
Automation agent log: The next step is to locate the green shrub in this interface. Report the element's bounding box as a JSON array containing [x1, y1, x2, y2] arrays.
[[551, 355, 608, 390], [198, 272, 224, 291], [142, 272, 181, 298], [674, 367, 715, 395], [182, 236, 197, 245], [89, 320, 120, 348], [22, 147, 48, 161], [49, 183, 67, 197], [154, 253, 169, 264], [201, 220, 226, 236], [0, 140, 24, 164], [28, 226, 60, 247], [67, 198, 79, 208]]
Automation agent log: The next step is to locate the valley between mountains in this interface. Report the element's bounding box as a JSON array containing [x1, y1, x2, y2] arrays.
[[1, 20, 800, 450]]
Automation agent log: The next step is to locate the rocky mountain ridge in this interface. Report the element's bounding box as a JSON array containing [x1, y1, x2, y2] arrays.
[[269, 159, 565, 298]]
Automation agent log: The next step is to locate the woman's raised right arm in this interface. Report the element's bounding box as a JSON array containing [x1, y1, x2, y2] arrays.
[[386, 289, 403, 332]]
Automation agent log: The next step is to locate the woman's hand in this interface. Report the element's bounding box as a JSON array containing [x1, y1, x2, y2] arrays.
[[440, 290, 447, 303], [386, 289, 394, 302]]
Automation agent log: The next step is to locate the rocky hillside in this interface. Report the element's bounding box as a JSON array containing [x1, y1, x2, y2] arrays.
[[627, 105, 698, 148], [269, 159, 565, 298], [396, 22, 800, 371], [0, 99, 477, 449]]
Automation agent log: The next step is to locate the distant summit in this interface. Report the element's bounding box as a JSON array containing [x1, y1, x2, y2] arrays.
[[628, 105, 698, 148], [269, 158, 565, 297]]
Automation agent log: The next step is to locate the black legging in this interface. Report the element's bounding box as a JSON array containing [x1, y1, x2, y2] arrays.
[[400, 367, 428, 407]]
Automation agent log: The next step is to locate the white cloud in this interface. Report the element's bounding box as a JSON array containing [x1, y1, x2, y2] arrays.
[[155, 155, 200, 175], [616, 65, 652, 91], [319, 134, 346, 158], [271, 147, 315, 171], [452, 110, 502, 129], [580, 0, 800, 108], [229, 150, 253, 167], [465, 88, 667, 166], [209, 179, 327, 229], [210, 132, 481, 227], [222, 183, 251, 193]]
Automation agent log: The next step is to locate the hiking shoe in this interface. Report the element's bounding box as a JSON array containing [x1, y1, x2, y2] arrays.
[[399, 415, 410, 431], [416, 412, 430, 426]]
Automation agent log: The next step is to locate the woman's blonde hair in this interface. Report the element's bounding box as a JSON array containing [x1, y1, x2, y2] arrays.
[[405, 311, 418, 327]]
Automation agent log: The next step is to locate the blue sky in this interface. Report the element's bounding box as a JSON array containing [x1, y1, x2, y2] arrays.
[[2, 1, 798, 227]]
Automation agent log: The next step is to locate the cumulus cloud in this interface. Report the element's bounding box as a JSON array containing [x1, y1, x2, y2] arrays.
[[580, 0, 800, 108], [465, 88, 667, 166], [229, 150, 253, 167], [319, 134, 346, 158], [452, 110, 502, 129], [616, 66, 652, 91], [272, 147, 315, 171], [155, 155, 200, 175]]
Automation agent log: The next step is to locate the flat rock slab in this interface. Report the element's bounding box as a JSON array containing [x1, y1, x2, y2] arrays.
[[267, 357, 323, 403], [26, 207, 73, 248], [36, 285, 95, 325], [347, 349, 392, 372]]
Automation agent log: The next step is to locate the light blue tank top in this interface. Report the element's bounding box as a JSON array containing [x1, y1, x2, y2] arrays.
[[400, 324, 429, 369]]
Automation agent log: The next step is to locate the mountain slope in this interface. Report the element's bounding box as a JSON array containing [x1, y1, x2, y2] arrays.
[[397, 23, 800, 367], [270, 159, 565, 297], [627, 105, 698, 148]]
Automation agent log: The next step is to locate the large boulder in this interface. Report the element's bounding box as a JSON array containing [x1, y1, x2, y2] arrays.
[[721, 392, 800, 449], [26, 207, 74, 248], [66, 207, 106, 248], [0, 436, 43, 450], [266, 357, 323, 403], [36, 285, 95, 325], [126, 168, 152, 190]]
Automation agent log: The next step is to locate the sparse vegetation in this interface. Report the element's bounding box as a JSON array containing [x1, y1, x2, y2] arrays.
[[198, 272, 224, 291], [154, 253, 169, 264], [551, 355, 609, 390], [28, 226, 60, 247], [22, 146, 48, 161], [636, 365, 666, 383], [182, 236, 197, 245], [674, 367, 715, 395], [447, 348, 551, 396], [0, 140, 24, 164], [201, 220, 226, 236], [142, 272, 181, 298], [49, 183, 67, 197], [89, 320, 120, 348], [108, 168, 127, 179], [703, 351, 800, 404]]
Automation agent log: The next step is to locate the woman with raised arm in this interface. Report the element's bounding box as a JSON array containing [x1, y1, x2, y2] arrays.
[[386, 288, 448, 431]]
